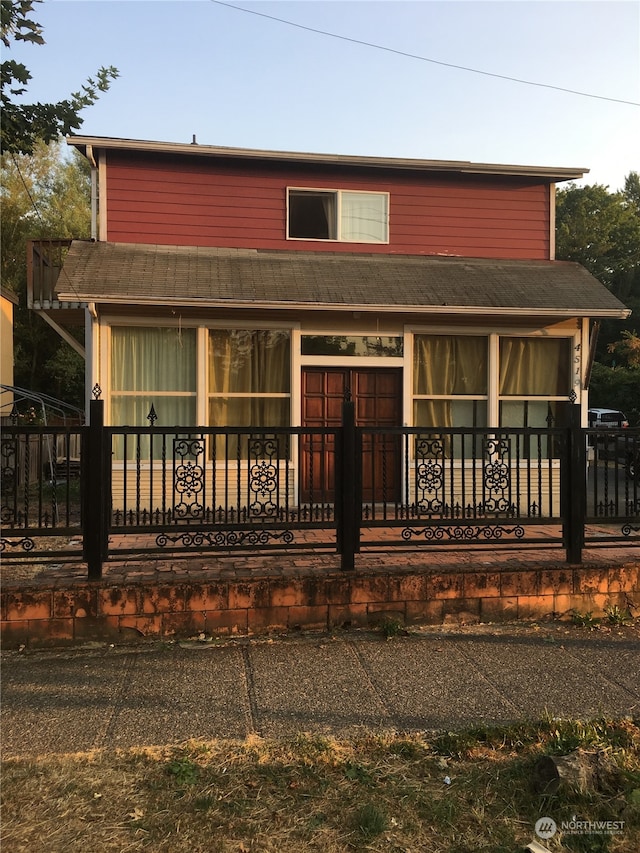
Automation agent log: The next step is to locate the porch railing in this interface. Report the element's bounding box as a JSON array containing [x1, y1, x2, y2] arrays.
[[1, 399, 638, 578]]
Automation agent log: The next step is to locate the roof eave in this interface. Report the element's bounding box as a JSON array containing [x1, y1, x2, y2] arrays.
[[66, 135, 588, 182], [54, 293, 630, 319]]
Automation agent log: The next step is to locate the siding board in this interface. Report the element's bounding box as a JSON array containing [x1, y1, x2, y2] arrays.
[[103, 151, 552, 260]]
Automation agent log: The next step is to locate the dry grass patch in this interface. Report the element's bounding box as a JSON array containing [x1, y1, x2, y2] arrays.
[[2, 720, 640, 852]]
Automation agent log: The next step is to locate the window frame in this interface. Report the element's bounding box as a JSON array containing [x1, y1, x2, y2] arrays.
[[102, 318, 297, 428], [407, 326, 580, 430], [286, 187, 390, 244]]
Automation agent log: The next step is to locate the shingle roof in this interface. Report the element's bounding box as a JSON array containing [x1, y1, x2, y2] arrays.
[[56, 242, 630, 318]]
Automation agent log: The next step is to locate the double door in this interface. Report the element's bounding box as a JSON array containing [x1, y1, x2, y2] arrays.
[[301, 367, 402, 502]]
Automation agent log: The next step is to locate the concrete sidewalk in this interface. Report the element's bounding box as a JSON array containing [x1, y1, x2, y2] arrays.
[[2, 622, 639, 759]]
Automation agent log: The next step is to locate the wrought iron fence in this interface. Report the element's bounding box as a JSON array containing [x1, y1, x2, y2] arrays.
[[585, 429, 640, 543], [1, 399, 638, 577], [0, 425, 84, 558], [354, 425, 568, 551], [106, 425, 341, 556]]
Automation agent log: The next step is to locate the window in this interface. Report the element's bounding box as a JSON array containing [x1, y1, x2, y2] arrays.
[[208, 329, 291, 459], [499, 337, 571, 428], [110, 326, 197, 460], [412, 333, 573, 432], [301, 335, 403, 357], [413, 335, 488, 429], [208, 329, 291, 427], [111, 327, 197, 426], [288, 189, 388, 243]]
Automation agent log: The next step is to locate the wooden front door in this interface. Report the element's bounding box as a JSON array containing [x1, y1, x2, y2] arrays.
[[301, 367, 402, 502]]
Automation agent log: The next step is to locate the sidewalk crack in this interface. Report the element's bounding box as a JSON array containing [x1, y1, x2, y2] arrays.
[[93, 653, 137, 750], [241, 645, 262, 736]]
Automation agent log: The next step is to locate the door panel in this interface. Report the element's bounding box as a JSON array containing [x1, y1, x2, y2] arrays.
[[301, 368, 402, 502]]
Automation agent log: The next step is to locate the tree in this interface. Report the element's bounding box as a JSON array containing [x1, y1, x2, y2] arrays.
[[556, 176, 640, 357], [555, 177, 640, 289], [1, 141, 90, 406], [608, 329, 640, 369], [556, 175, 640, 424], [1, 0, 118, 155]]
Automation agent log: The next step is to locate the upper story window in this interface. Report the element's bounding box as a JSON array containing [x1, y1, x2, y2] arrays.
[[287, 188, 389, 243]]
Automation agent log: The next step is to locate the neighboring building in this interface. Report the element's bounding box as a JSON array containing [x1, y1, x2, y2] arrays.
[[1, 286, 19, 407], [27, 136, 629, 440]]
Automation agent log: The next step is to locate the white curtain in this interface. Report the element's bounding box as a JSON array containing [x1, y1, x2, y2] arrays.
[[340, 192, 387, 243]]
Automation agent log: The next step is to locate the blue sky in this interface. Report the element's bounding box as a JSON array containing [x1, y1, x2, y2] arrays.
[[8, 0, 640, 190]]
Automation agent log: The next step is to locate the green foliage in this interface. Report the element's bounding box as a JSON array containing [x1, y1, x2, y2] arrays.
[[556, 175, 640, 416], [608, 329, 640, 368], [604, 604, 632, 626], [570, 610, 600, 629], [378, 615, 405, 639], [588, 362, 640, 426], [1, 0, 118, 155], [1, 141, 89, 407], [353, 802, 388, 839], [556, 178, 640, 288], [165, 756, 200, 787]]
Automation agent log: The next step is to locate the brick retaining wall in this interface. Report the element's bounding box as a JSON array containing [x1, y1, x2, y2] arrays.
[[2, 563, 639, 648]]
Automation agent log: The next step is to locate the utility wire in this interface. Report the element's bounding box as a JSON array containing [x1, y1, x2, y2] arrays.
[[212, 0, 640, 107]]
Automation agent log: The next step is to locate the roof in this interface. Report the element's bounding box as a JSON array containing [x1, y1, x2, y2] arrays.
[[67, 135, 588, 182], [1, 286, 19, 306], [56, 242, 630, 319]]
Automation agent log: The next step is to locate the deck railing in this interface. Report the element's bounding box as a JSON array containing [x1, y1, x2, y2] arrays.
[[26, 239, 73, 307]]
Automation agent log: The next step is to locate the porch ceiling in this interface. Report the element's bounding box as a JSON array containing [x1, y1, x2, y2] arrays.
[[56, 242, 630, 319]]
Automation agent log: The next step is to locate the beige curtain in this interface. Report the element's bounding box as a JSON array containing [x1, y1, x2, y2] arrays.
[[413, 335, 487, 428], [414, 335, 487, 396], [208, 330, 290, 427], [499, 338, 570, 396]]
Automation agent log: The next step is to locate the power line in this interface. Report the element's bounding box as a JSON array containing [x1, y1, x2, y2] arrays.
[[211, 0, 640, 108]]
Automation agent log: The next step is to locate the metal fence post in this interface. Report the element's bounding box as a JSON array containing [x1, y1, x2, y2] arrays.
[[562, 403, 585, 564], [339, 393, 358, 571], [82, 396, 107, 580]]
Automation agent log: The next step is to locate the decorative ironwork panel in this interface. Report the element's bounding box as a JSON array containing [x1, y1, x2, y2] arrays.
[[414, 436, 445, 515], [156, 529, 295, 549], [248, 436, 281, 518], [483, 437, 512, 513], [0, 536, 35, 552], [1, 435, 18, 525], [173, 437, 205, 521], [402, 524, 525, 542]]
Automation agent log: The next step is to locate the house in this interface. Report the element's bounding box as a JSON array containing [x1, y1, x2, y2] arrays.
[[26, 137, 630, 509]]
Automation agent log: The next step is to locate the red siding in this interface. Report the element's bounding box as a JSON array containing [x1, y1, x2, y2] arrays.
[[103, 152, 551, 260]]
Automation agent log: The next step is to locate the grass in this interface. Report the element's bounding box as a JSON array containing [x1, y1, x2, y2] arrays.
[[2, 719, 639, 852]]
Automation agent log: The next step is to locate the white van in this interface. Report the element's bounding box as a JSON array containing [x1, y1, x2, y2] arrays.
[[588, 408, 629, 429]]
